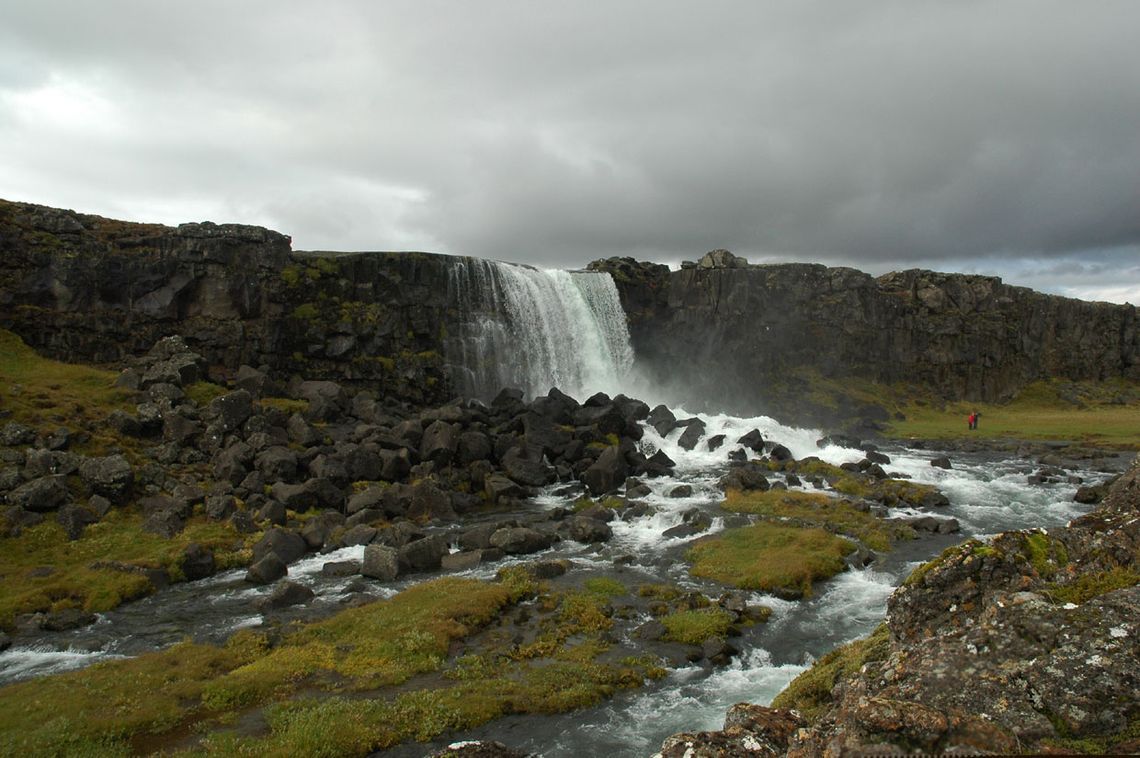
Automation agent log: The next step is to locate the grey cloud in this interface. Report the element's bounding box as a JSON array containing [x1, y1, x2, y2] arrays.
[[2, 1, 1139, 300]]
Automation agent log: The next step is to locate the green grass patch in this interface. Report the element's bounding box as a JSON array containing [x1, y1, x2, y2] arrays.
[[0, 575, 576, 754], [721, 489, 913, 552], [583, 577, 626, 598], [0, 511, 252, 630], [637, 583, 683, 601], [660, 608, 734, 645], [887, 378, 1140, 448], [0, 329, 135, 454], [770, 623, 891, 721], [687, 523, 854, 597]]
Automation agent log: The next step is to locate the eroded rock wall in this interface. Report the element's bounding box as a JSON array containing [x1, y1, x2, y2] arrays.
[[591, 256, 1140, 416], [0, 200, 454, 405]]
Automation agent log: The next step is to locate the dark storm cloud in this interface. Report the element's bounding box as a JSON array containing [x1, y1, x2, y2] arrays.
[[2, 1, 1139, 301]]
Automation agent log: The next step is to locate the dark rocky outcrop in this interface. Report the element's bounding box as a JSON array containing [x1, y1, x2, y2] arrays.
[[661, 453, 1140, 756]]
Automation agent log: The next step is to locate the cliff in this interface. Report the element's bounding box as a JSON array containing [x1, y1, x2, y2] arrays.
[[0, 200, 456, 406], [3, 201, 1138, 421], [591, 254, 1140, 419]]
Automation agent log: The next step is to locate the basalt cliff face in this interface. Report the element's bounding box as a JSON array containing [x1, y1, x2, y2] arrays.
[[0, 200, 456, 406], [590, 254, 1140, 419], [3, 201, 1139, 420]]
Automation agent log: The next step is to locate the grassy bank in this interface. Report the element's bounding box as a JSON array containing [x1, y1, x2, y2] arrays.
[[886, 380, 1140, 447], [0, 570, 665, 755]]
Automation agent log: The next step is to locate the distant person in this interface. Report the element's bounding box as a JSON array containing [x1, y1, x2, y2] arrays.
[[967, 412, 975, 430], [973, 411, 981, 429]]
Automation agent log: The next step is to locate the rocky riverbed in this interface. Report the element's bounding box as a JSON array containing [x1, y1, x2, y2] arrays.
[[1, 329, 1133, 755]]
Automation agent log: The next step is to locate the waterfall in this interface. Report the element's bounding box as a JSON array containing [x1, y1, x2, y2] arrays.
[[447, 259, 635, 402]]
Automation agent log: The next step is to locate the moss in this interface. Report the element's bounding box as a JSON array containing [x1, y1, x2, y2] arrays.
[[0, 512, 253, 630], [660, 608, 734, 645], [0, 329, 136, 456], [1021, 532, 1069, 578], [687, 523, 854, 596], [771, 623, 891, 721], [259, 396, 310, 415], [721, 489, 913, 552], [903, 539, 993, 587], [1046, 567, 1140, 605], [637, 583, 683, 601], [184, 381, 227, 407], [291, 302, 320, 321], [583, 577, 626, 598], [280, 264, 303, 287]]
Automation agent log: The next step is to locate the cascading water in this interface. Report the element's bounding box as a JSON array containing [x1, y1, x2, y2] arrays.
[[446, 259, 635, 401]]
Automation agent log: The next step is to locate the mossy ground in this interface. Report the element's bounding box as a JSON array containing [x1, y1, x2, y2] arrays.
[[721, 489, 913, 552], [885, 378, 1140, 449], [0, 512, 253, 630], [687, 523, 854, 596], [770, 623, 891, 721], [0, 571, 665, 755], [0, 329, 135, 456]]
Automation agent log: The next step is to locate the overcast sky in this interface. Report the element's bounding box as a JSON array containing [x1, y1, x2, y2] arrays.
[[2, 1, 1139, 303]]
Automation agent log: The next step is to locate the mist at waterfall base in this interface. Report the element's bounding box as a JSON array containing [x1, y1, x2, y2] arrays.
[[0, 261, 1121, 756]]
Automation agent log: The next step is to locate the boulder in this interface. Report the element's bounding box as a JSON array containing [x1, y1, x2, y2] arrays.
[[181, 543, 216, 580], [929, 456, 952, 470], [420, 420, 460, 466], [398, 534, 450, 572], [677, 419, 706, 451], [206, 390, 253, 432], [56, 503, 97, 540], [256, 446, 299, 483], [9, 476, 69, 512], [647, 405, 677, 437], [361, 544, 400, 580], [252, 527, 307, 565], [706, 434, 726, 452], [501, 447, 556, 487], [567, 515, 613, 543], [736, 428, 765, 452], [253, 581, 314, 612], [489, 527, 553, 555], [78, 455, 134, 504], [581, 446, 629, 495], [245, 554, 287, 584]]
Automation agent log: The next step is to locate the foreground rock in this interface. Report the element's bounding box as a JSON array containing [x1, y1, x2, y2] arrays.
[[660, 452, 1140, 756]]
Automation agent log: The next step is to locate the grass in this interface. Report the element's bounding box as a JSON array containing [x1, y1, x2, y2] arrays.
[[0, 329, 135, 455], [687, 523, 854, 597], [183, 381, 227, 407], [0, 569, 667, 755], [770, 623, 891, 721], [660, 608, 734, 645], [0, 512, 252, 630], [886, 378, 1140, 448], [721, 489, 913, 552]]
